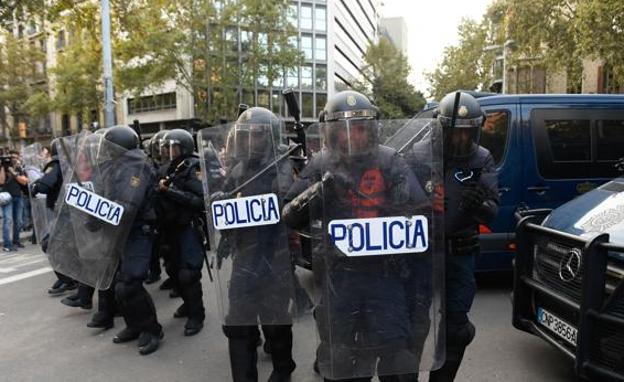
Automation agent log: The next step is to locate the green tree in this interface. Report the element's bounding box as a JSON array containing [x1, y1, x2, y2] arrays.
[[116, 0, 302, 123], [355, 37, 426, 118], [0, 30, 49, 140], [425, 18, 498, 100]]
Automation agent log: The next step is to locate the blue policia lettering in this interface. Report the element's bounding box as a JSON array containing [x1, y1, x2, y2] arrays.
[[211, 193, 280, 230], [65, 184, 124, 226]]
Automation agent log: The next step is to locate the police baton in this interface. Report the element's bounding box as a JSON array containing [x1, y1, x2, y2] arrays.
[[223, 143, 302, 198], [282, 89, 307, 157]]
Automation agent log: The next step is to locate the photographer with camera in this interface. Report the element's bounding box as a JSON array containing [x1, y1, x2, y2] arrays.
[[0, 150, 29, 252]]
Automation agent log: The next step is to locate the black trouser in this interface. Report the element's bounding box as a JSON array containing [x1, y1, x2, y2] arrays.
[[170, 225, 205, 321], [115, 225, 161, 335], [54, 271, 73, 284], [77, 284, 95, 304], [148, 232, 162, 278], [223, 325, 295, 382]]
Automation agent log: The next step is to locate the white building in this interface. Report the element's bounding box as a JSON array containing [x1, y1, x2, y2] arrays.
[[380, 17, 407, 55]]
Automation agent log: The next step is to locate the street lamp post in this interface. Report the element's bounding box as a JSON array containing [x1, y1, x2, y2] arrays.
[[101, 0, 115, 128]]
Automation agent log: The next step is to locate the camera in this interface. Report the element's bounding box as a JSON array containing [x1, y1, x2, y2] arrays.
[[0, 156, 12, 166]]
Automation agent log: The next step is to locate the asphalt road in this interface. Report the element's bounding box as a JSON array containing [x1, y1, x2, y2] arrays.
[[0, 242, 578, 382]]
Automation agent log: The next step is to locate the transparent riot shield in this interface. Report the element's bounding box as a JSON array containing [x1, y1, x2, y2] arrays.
[[45, 131, 152, 289], [305, 118, 444, 379], [21, 143, 55, 241], [198, 121, 298, 326]]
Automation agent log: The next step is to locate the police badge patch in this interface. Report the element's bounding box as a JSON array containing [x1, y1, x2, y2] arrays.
[[346, 95, 357, 106], [195, 169, 203, 181], [458, 105, 469, 117], [130, 176, 141, 188]]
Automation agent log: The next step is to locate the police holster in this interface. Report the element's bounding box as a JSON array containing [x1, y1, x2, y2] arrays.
[[447, 230, 479, 256]]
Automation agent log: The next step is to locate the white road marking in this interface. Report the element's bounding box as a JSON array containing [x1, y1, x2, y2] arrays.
[[0, 267, 17, 273], [0, 267, 53, 286], [14, 258, 46, 268]]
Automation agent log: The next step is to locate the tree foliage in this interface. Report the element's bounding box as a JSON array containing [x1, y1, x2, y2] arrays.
[[428, 0, 624, 98], [355, 37, 426, 118]]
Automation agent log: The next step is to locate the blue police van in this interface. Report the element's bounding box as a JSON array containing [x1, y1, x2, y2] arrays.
[[475, 94, 624, 271]]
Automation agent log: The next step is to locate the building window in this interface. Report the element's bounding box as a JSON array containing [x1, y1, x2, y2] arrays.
[[127, 92, 177, 114], [301, 5, 312, 30], [271, 91, 281, 115], [545, 119, 591, 162], [56, 31, 66, 50], [315, 36, 326, 61], [301, 34, 313, 60], [62, 114, 70, 136], [315, 6, 326, 31], [257, 90, 270, 108], [287, 68, 299, 88], [288, 4, 298, 27], [302, 93, 314, 118], [597, 120, 624, 161], [225, 27, 238, 51], [316, 93, 327, 118], [241, 30, 252, 52], [302, 65, 313, 90], [242, 89, 255, 106], [315, 64, 327, 90]]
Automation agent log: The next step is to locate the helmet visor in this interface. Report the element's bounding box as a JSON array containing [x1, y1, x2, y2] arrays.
[[159, 139, 183, 165], [322, 119, 378, 157], [443, 125, 480, 159], [226, 124, 276, 164]]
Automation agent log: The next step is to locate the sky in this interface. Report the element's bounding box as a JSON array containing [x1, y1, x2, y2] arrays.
[[380, 0, 494, 96]]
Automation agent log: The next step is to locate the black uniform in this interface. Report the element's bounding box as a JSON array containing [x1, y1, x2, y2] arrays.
[[31, 157, 77, 292], [155, 155, 206, 334], [408, 92, 499, 382], [220, 151, 297, 382]]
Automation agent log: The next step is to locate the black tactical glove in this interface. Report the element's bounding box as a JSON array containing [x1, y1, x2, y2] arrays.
[[460, 181, 486, 212]]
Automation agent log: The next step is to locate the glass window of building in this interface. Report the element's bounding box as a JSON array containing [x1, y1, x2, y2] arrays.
[[272, 91, 281, 115], [301, 5, 312, 30], [302, 93, 314, 118], [242, 89, 255, 106], [241, 30, 252, 52], [258, 90, 270, 108], [272, 71, 284, 88], [315, 64, 327, 90], [225, 27, 238, 51], [315, 36, 326, 61], [316, 93, 327, 118], [288, 4, 298, 27], [287, 68, 299, 88], [302, 34, 313, 60], [258, 32, 268, 49], [302, 65, 313, 90], [315, 6, 326, 31]]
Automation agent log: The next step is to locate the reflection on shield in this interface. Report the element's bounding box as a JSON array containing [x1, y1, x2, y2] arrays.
[[45, 131, 151, 289], [198, 122, 299, 326], [304, 119, 445, 379], [22, 143, 55, 241]]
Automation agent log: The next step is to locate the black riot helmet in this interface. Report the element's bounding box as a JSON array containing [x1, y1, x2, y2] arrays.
[[161, 129, 195, 164], [103, 125, 140, 150], [50, 138, 60, 157], [319, 90, 379, 158], [227, 107, 281, 166], [436, 92, 485, 160], [149, 130, 168, 165]]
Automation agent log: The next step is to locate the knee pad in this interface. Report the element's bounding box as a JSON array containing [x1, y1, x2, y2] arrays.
[[178, 268, 201, 286], [115, 280, 142, 302], [223, 325, 260, 340], [447, 320, 476, 349]]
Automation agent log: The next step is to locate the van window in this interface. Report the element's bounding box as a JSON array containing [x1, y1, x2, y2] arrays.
[[531, 109, 624, 179], [545, 119, 591, 162], [481, 110, 509, 166], [597, 120, 624, 161]]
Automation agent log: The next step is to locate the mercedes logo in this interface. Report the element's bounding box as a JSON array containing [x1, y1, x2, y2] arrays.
[[558, 249, 582, 282]]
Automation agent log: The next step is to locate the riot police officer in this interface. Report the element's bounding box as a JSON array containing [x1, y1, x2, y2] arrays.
[[282, 91, 430, 382], [155, 129, 206, 336], [407, 92, 499, 381], [98, 125, 163, 355], [30, 139, 79, 296], [212, 107, 297, 382]]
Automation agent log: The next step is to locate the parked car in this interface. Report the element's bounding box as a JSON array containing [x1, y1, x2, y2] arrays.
[[513, 175, 624, 381]]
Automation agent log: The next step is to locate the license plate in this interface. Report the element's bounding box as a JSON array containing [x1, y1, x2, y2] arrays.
[[536, 307, 578, 346]]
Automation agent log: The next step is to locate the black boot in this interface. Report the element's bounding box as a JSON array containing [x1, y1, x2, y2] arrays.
[[60, 295, 92, 309], [112, 327, 141, 343], [228, 337, 259, 382], [87, 311, 114, 329], [184, 317, 204, 336], [138, 331, 163, 355], [262, 325, 296, 381], [173, 303, 187, 318]]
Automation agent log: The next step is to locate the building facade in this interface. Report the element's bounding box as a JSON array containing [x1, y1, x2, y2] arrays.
[[121, 0, 382, 132]]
